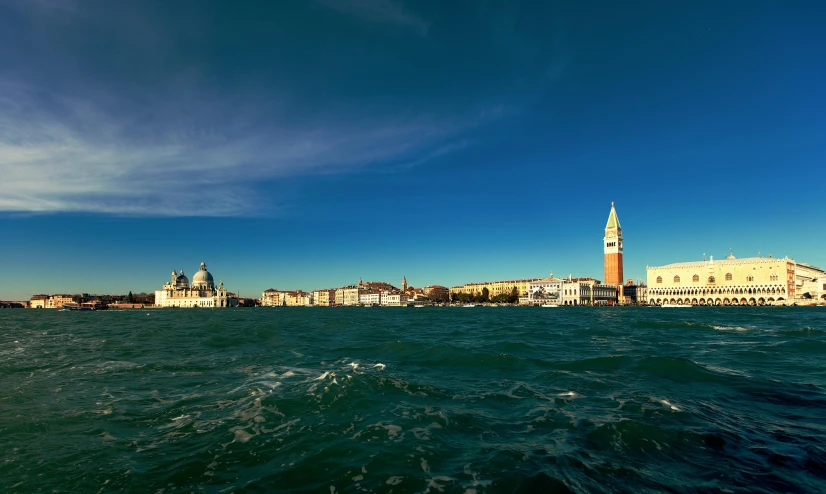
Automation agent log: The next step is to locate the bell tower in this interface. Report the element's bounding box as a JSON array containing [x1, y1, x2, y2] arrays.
[[402, 276, 408, 293], [603, 202, 623, 288]]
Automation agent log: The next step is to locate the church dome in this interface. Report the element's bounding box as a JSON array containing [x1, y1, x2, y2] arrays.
[[192, 261, 214, 287], [175, 270, 189, 287]]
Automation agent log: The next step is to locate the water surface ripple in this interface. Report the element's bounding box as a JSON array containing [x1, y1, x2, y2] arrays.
[[1, 307, 825, 493]]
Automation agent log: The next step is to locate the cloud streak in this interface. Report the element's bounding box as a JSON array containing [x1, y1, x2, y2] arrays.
[[0, 79, 491, 216], [313, 0, 430, 35]]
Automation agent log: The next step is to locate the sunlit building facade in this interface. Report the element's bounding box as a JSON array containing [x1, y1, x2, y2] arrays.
[[645, 252, 808, 306]]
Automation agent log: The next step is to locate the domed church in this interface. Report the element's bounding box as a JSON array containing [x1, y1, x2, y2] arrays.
[[154, 262, 238, 308]]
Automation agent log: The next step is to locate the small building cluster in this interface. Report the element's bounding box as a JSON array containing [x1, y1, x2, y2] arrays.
[[260, 277, 448, 307], [29, 294, 74, 309]]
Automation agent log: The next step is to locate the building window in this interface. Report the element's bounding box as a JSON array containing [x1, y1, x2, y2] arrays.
[[693, 274, 699, 283], [770, 274, 778, 281], [656, 276, 662, 284], [708, 276, 716, 283], [725, 273, 732, 281], [674, 276, 680, 283], [747, 275, 754, 282]]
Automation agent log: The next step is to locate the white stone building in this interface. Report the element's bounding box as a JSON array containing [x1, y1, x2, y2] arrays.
[[380, 292, 409, 306], [561, 279, 617, 305], [359, 291, 381, 306], [155, 262, 237, 308], [522, 275, 563, 305]]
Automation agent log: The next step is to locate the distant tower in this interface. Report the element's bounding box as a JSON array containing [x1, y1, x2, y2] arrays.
[[402, 276, 408, 293], [603, 202, 623, 287]]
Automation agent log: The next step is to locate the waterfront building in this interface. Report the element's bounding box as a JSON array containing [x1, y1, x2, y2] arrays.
[[406, 287, 425, 300], [795, 263, 826, 303], [424, 285, 449, 302], [261, 289, 312, 306], [29, 294, 74, 309], [154, 262, 237, 308], [561, 278, 617, 305], [450, 278, 540, 300], [312, 289, 336, 307], [359, 291, 381, 306], [380, 291, 409, 306], [284, 291, 311, 306], [521, 274, 563, 305], [645, 251, 825, 306], [622, 280, 648, 305], [49, 295, 74, 308], [261, 288, 280, 307], [337, 285, 363, 306]]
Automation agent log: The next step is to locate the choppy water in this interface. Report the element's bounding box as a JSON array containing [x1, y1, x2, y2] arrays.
[[1, 307, 825, 493]]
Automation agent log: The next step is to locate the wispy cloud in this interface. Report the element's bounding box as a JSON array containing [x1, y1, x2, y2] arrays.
[[0, 79, 492, 216], [313, 0, 430, 35]]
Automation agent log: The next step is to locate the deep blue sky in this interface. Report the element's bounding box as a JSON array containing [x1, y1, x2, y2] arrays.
[[1, 0, 824, 300]]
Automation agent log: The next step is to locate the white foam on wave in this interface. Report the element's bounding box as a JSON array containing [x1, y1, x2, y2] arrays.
[[712, 325, 751, 332], [558, 391, 582, 398], [386, 476, 403, 485], [373, 363, 386, 370], [655, 398, 681, 411]]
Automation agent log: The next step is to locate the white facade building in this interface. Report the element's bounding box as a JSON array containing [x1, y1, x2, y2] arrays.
[[561, 279, 617, 306], [523, 275, 563, 305], [380, 292, 409, 306], [155, 262, 237, 308], [359, 292, 381, 306]]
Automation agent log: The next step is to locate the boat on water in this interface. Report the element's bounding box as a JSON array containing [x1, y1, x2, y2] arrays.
[[540, 304, 559, 308], [661, 304, 691, 308], [62, 302, 96, 311], [462, 304, 477, 307]]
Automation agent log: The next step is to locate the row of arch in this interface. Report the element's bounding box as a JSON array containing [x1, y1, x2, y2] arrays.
[[648, 285, 786, 297], [649, 297, 784, 306], [656, 273, 779, 284]]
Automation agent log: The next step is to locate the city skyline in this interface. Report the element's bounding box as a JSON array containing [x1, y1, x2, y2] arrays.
[[1, 1, 825, 300]]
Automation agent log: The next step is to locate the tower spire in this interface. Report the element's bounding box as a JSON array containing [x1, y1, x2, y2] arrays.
[[605, 202, 621, 231]]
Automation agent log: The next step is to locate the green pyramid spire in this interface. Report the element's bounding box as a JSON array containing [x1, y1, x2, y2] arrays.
[[605, 202, 621, 230]]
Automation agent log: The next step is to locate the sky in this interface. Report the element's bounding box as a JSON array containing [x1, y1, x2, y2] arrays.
[[1, 0, 825, 300]]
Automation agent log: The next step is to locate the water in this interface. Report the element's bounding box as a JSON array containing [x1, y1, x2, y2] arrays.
[[1, 307, 825, 493]]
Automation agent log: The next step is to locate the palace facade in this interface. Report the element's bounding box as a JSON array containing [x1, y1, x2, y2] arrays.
[[645, 252, 825, 306], [154, 262, 237, 308]]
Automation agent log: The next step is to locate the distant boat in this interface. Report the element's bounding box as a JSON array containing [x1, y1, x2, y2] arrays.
[[661, 304, 691, 308], [463, 304, 477, 307], [62, 302, 95, 311], [540, 304, 559, 308]]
